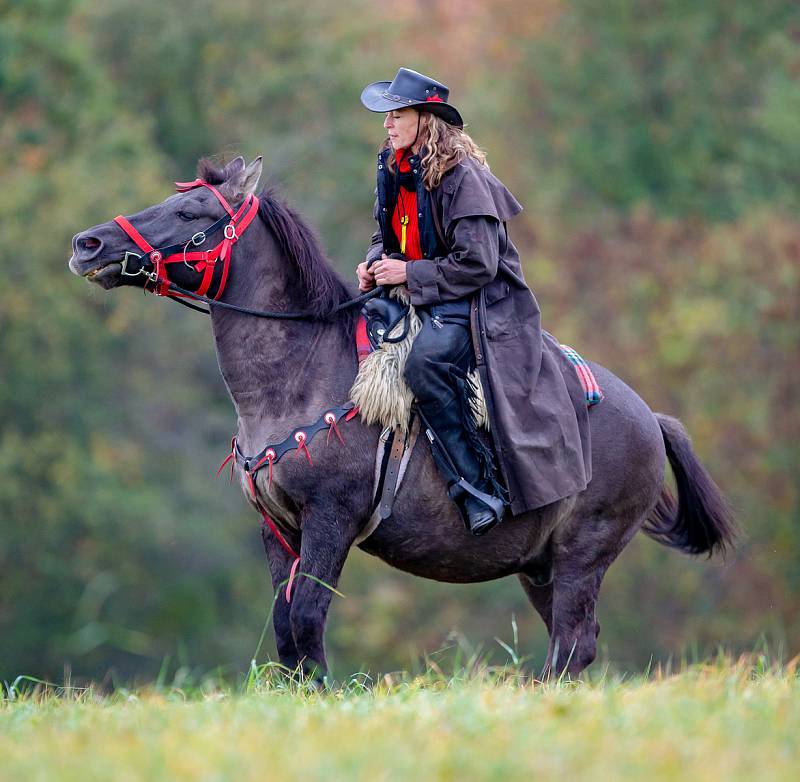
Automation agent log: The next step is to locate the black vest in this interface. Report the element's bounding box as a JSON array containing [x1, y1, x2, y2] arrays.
[[375, 148, 447, 259]]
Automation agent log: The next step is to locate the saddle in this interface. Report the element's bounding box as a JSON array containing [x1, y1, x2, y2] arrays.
[[362, 254, 412, 349], [361, 290, 412, 349], [351, 288, 488, 435], [350, 290, 604, 525]]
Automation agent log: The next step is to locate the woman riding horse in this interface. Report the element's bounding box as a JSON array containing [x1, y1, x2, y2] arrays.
[[357, 67, 592, 537]]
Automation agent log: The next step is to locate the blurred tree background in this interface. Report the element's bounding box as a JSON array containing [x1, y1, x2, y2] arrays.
[[1, 0, 798, 684]]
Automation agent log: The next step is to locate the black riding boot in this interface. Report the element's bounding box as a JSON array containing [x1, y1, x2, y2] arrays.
[[417, 392, 507, 536], [404, 298, 507, 536]]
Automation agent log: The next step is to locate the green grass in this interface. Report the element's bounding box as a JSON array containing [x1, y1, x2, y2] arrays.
[[2, 656, 798, 782]]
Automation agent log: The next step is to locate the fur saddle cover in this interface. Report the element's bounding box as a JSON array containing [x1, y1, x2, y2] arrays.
[[350, 287, 489, 434]]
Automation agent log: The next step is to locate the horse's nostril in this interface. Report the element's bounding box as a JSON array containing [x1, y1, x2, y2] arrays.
[[80, 237, 101, 251], [77, 235, 104, 260]]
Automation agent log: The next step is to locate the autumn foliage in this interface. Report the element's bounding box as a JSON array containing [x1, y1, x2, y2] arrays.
[[1, 0, 797, 682]]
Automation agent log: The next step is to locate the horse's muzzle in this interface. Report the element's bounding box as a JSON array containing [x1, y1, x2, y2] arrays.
[[72, 231, 104, 264], [69, 230, 116, 282]]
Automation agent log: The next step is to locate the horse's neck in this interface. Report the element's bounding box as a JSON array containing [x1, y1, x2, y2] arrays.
[[209, 253, 357, 454]]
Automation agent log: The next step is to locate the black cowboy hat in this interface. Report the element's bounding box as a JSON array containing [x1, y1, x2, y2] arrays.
[[361, 67, 463, 128]]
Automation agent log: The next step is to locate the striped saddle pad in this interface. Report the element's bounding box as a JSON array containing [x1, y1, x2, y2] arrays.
[[559, 344, 603, 406]]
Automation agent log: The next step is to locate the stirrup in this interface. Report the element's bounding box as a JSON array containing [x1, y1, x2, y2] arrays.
[[448, 478, 506, 536]]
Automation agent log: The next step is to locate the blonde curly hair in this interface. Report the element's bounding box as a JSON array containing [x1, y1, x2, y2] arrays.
[[382, 112, 488, 190]]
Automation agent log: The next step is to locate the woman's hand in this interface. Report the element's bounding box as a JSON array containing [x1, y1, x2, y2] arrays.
[[371, 256, 408, 286], [356, 260, 376, 292]]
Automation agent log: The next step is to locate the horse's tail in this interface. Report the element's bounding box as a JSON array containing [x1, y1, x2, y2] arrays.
[[642, 414, 737, 557]]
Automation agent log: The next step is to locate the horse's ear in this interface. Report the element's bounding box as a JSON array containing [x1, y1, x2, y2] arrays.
[[231, 156, 263, 197], [224, 156, 246, 179]]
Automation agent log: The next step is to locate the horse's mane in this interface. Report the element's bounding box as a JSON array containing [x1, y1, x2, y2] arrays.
[[258, 188, 357, 322], [197, 159, 230, 186], [197, 159, 357, 328]]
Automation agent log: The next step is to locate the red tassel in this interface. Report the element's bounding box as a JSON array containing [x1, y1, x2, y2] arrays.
[[285, 557, 301, 603], [175, 178, 205, 192], [216, 451, 234, 478], [294, 432, 313, 465], [216, 437, 236, 482], [254, 449, 277, 492], [325, 412, 345, 445], [261, 512, 300, 561]]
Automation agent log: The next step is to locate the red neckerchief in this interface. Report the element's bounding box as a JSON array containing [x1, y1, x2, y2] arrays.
[[391, 149, 422, 259]]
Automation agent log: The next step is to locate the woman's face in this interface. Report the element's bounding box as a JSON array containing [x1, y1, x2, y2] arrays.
[[384, 108, 422, 151]]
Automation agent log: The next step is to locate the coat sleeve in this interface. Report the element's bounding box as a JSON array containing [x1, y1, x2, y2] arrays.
[[405, 215, 500, 306], [365, 195, 384, 264]]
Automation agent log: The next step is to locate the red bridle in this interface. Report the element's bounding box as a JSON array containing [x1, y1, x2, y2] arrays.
[[113, 179, 260, 300]]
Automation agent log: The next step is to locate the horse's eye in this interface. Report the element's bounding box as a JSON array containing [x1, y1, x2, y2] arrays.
[[177, 210, 197, 221]]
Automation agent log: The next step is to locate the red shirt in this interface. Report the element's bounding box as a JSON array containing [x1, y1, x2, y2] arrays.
[[390, 150, 423, 260]]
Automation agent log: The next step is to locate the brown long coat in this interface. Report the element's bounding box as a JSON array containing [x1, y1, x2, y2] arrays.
[[366, 157, 591, 515]]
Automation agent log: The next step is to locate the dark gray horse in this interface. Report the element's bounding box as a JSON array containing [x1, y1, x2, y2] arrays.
[[69, 156, 736, 681]]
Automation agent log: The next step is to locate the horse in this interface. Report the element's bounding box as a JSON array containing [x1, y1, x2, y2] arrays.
[[68, 156, 736, 681]]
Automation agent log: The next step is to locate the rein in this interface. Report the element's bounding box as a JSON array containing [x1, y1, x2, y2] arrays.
[[165, 281, 380, 319], [113, 177, 380, 320]]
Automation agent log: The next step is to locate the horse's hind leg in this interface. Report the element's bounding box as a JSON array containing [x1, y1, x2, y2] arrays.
[[520, 559, 599, 681], [541, 510, 644, 679], [543, 564, 604, 679], [518, 541, 555, 634]]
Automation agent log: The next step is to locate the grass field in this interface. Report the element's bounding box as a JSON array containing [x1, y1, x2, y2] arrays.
[[2, 657, 798, 782]]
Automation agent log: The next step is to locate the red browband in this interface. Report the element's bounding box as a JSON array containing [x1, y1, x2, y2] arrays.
[[113, 179, 260, 300]]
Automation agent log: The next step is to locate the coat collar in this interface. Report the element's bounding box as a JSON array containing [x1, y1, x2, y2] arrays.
[[378, 147, 425, 168]]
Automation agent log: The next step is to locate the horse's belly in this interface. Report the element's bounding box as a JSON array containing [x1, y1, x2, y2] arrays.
[[357, 488, 561, 584]]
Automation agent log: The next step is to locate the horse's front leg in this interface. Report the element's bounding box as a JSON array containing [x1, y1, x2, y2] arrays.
[[261, 521, 302, 672], [288, 504, 358, 683]]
